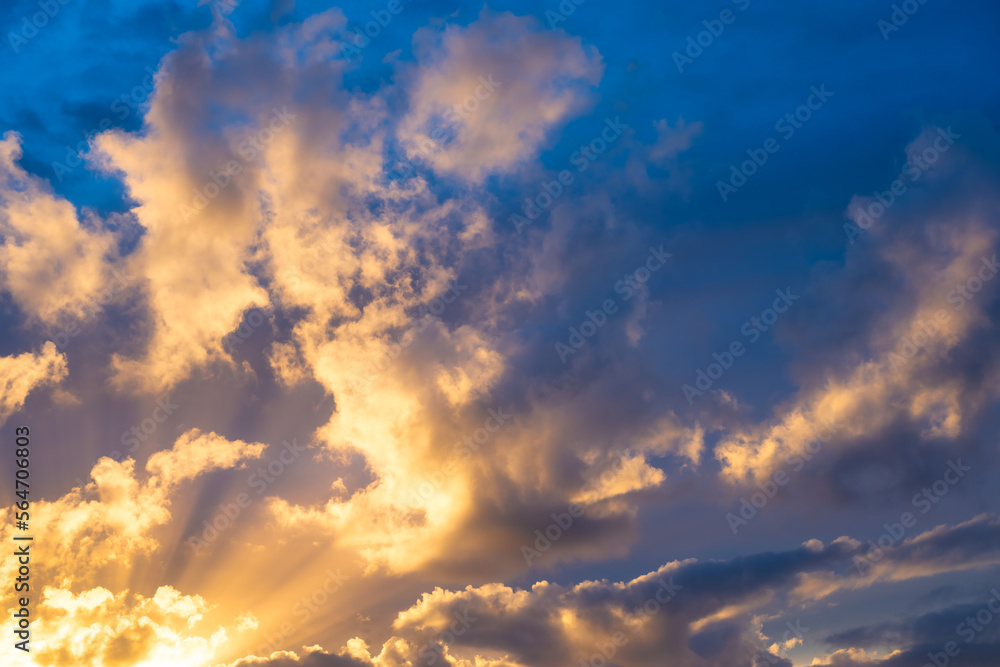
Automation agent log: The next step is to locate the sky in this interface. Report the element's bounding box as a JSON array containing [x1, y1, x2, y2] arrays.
[[1, 0, 1000, 666]]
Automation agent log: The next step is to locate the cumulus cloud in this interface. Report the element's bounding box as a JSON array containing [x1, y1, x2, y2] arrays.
[[0, 423, 267, 667], [398, 10, 603, 181], [179, 8, 691, 578], [11, 2, 704, 582], [0, 341, 68, 426], [716, 129, 1000, 484], [223, 645, 372, 667], [222, 515, 1000, 667], [8, 8, 999, 667], [790, 514, 1000, 604], [0, 132, 118, 326], [0, 428, 265, 591], [89, 13, 342, 392], [23, 585, 257, 667], [146, 428, 266, 488], [813, 589, 1000, 667]]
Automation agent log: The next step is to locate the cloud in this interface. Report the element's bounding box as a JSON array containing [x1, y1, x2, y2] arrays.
[[223, 645, 371, 667], [0, 341, 68, 426], [24, 585, 257, 667], [90, 14, 341, 392], [0, 428, 265, 590], [790, 514, 1000, 604], [145, 428, 267, 489], [716, 129, 1000, 485], [2, 5, 999, 667], [229, 516, 1000, 667], [207, 8, 678, 578], [814, 592, 1000, 667], [0, 132, 118, 326], [0, 423, 267, 667], [13, 3, 702, 582], [398, 10, 603, 182], [649, 117, 703, 164]]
